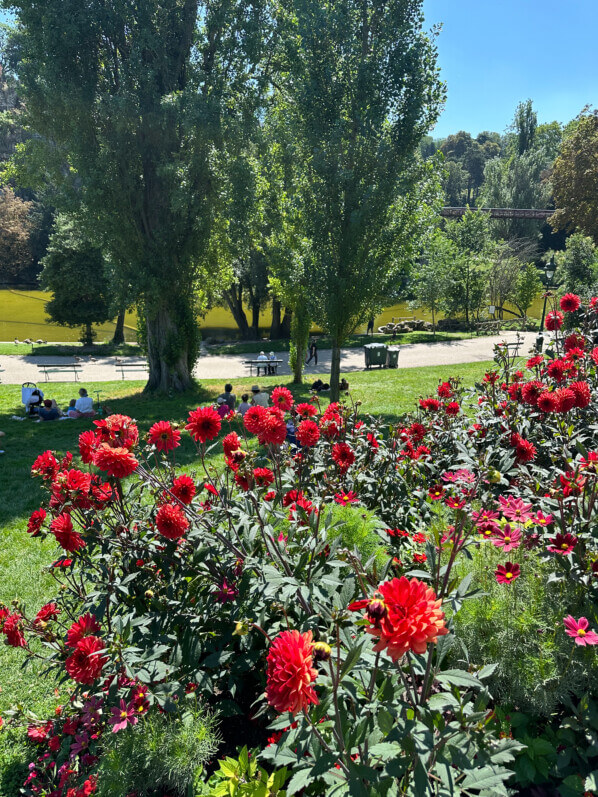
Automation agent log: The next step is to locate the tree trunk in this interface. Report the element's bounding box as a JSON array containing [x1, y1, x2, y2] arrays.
[[431, 306, 436, 339], [144, 301, 194, 393], [111, 309, 126, 345], [270, 298, 282, 339], [330, 342, 342, 402], [83, 322, 93, 347], [280, 308, 291, 338], [250, 301, 260, 340], [223, 286, 252, 340]]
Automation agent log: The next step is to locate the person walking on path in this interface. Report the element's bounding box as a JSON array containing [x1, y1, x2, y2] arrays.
[[305, 338, 318, 366], [367, 317, 375, 335]]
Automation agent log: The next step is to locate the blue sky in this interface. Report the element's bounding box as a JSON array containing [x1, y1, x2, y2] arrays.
[[2, 2, 596, 138], [424, 0, 598, 138]]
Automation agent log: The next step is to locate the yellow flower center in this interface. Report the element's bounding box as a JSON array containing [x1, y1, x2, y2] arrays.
[[561, 543, 569, 549], [504, 536, 511, 543], [578, 629, 586, 636], [505, 572, 513, 579], [120, 710, 127, 718]]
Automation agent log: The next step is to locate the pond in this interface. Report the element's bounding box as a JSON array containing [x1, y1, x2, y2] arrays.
[[0, 288, 545, 342]]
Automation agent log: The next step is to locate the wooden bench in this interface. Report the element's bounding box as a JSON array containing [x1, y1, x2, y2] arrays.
[[116, 362, 149, 380], [243, 359, 283, 377], [36, 363, 82, 382]]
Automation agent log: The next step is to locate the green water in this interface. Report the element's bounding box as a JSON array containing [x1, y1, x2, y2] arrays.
[[0, 288, 544, 342]]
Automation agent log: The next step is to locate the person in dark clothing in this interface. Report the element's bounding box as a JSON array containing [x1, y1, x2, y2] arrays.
[[38, 399, 61, 421], [305, 338, 318, 365], [367, 317, 375, 335], [218, 383, 236, 410]]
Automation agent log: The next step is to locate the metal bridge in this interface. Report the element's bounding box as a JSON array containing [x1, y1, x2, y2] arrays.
[[441, 207, 553, 220]]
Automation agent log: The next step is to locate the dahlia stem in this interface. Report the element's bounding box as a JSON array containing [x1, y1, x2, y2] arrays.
[[302, 710, 350, 775], [328, 658, 347, 755]]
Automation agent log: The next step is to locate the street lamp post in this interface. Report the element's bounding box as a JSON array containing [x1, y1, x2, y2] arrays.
[[536, 256, 556, 352]]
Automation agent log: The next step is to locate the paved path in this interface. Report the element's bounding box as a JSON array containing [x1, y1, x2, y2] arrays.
[[0, 332, 538, 386]]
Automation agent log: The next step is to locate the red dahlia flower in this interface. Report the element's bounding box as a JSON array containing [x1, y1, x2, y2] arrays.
[[547, 532, 578, 555], [156, 503, 189, 540], [2, 612, 26, 647], [148, 421, 181, 451], [349, 577, 448, 660], [253, 467, 275, 487], [186, 406, 221, 444], [445, 401, 460, 416], [545, 311, 564, 331], [79, 429, 99, 463], [526, 355, 544, 369], [511, 434, 536, 464], [94, 444, 138, 479], [428, 484, 445, 500], [537, 391, 558, 413], [296, 419, 320, 447], [50, 514, 86, 552], [563, 615, 598, 646], [34, 603, 60, 626], [31, 450, 59, 480], [283, 489, 304, 507], [564, 333, 586, 352], [296, 402, 317, 418], [419, 398, 440, 412], [521, 381, 545, 405], [334, 491, 358, 505], [27, 721, 53, 743], [555, 387, 576, 414], [560, 293, 581, 313], [67, 614, 101, 647], [570, 381, 591, 408], [171, 474, 196, 504], [332, 442, 355, 472], [495, 562, 520, 585], [243, 405, 267, 435], [94, 414, 138, 449], [271, 386, 294, 412], [437, 381, 453, 398], [266, 630, 319, 715], [222, 431, 242, 459], [27, 508, 46, 536], [65, 636, 107, 684], [257, 408, 287, 446]]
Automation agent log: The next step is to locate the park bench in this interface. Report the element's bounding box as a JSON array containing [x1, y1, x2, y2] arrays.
[[475, 320, 502, 335], [116, 361, 149, 380], [244, 359, 283, 377], [36, 363, 82, 382]]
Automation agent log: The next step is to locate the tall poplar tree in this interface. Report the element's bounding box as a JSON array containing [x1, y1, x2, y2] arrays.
[[3, 0, 266, 391], [275, 0, 443, 399]]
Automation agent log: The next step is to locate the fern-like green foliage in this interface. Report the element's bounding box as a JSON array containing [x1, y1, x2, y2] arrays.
[[96, 700, 220, 797], [452, 544, 598, 718], [324, 503, 388, 574]]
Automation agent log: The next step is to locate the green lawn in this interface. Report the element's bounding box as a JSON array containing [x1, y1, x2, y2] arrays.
[[0, 361, 492, 792], [0, 341, 142, 357]]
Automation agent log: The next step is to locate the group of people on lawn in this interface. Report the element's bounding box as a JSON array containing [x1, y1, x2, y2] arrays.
[[214, 383, 269, 418], [25, 387, 96, 421]]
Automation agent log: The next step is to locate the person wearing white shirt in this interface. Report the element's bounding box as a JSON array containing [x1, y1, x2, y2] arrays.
[[74, 388, 95, 417], [250, 385, 269, 407]]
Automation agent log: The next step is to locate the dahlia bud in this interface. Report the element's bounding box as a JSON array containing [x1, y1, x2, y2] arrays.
[[487, 468, 502, 484], [366, 598, 387, 623], [313, 641, 332, 662], [144, 590, 154, 599], [233, 620, 250, 636]]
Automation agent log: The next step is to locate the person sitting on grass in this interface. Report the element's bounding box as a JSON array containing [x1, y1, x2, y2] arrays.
[[218, 383, 236, 410], [250, 385, 269, 407], [340, 378, 350, 392], [37, 399, 61, 422], [215, 396, 231, 418], [74, 388, 95, 418], [237, 393, 251, 417], [65, 399, 79, 418]]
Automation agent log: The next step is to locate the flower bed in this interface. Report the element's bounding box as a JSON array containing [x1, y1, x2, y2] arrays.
[[3, 296, 598, 796]]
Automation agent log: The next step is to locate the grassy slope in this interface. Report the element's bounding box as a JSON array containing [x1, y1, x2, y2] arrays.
[[0, 361, 492, 790]]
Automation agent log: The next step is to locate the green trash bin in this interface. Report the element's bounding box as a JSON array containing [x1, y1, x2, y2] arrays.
[[364, 343, 388, 369], [386, 346, 400, 369]]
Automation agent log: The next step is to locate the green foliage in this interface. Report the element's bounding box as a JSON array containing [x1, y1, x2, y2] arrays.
[[40, 215, 115, 345], [551, 109, 598, 243], [555, 231, 598, 295], [514, 262, 542, 315], [273, 0, 444, 397], [96, 700, 220, 797], [325, 502, 388, 573], [453, 546, 598, 717], [197, 747, 288, 796], [410, 231, 455, 331]]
